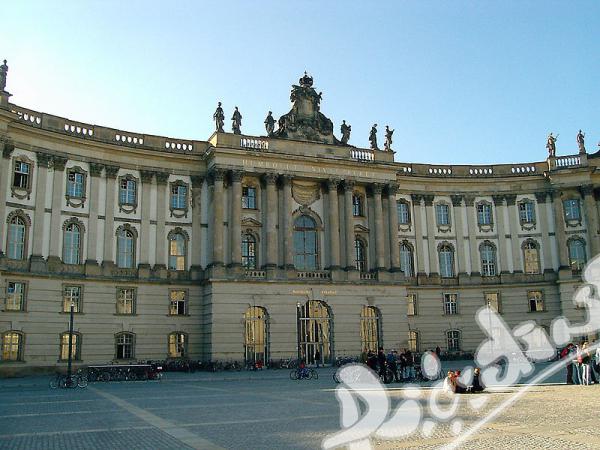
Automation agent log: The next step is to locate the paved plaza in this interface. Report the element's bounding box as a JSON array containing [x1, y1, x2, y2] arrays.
[[0, 363, 598, 450]]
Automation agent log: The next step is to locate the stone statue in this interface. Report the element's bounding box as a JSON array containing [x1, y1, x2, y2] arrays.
[[264, 111, 275, 136], [0, 60, 7, 92], [340, 120, 351, 145], [384, 125, 394, 151], [546, 132, 557, 157], [231, 106, 242, 135], [577, 129, 586, 154], [213, 102, 225, 133], [369, 124, 378, 150]]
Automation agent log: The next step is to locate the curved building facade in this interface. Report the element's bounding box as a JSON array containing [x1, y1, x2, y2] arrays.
[[0, 71, 597, 373]]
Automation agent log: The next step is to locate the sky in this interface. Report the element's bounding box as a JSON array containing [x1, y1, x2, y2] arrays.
[[3, 1, 600, 165]]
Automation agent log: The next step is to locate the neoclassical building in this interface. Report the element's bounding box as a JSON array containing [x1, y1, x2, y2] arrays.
[[0, 68, 597, 373]]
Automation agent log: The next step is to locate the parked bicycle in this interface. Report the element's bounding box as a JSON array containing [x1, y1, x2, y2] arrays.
[[49, 372, 87, 389], [290, 367, 318, 380]]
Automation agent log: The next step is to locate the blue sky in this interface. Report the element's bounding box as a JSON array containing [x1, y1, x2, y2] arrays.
[[3, 1, 600, 164]]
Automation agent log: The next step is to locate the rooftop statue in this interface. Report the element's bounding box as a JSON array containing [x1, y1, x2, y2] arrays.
[[340, 120, 351, 145], [213, 102, 225, 133], [384, 125, 394, 151], [264, 111, 275, 136], [232, 106, 242, 135], [0, 60, 7, 92], [369, 124, 378, 150], [546, 132, 557, 157], [274, 72, 337, 144], [577, 129, 586, 154]]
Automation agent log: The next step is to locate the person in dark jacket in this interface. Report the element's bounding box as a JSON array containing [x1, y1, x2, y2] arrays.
[[377, 347, 387, 378]]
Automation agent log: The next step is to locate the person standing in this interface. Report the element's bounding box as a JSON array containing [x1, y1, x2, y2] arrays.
[[581, 342, 591, 385], [387, 349, 399, 382], [314, 350, 321, 368]]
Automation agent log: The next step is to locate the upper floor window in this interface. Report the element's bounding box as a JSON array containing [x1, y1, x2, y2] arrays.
[[115, 332, 135, 359], [438, 244, 455, 278], [1, 331, 24, 361], [352, 194, 364, 217], [400, 242, 414, 277], [446, 329, 461, 351], [170, 183, 188, 210], [242, 233, 257, 269], [480, 242, 497, 276], [6, 281, 26, 311], [63, 285, 82, 313], [568, 238, 587, 272], [397, 201, 411, 225], [523, 240, 540, 274], [354, 238, 367, 272], [63, 222, 82, 265], [407, 293, 417, 316], [169, 290, 187, 315], [119, 177, 137, 206], [67, 170, 85, 198], [116, 288, 136, 315], [168, 231, 187, 270], [484, 292, 500, 313], [168, 332, 187, 358], [294, 215, 318, 271], [242, 186, 257, 209], [528, 290, 544, 312], [13, 161, 30, 189], [443, 293, 458, 315], [435, 204, 450, 226], [7, 213, 28, 260], [59, 332, 81, 361], [519, 200, 536, 225], [563, 199, 581, 222], [116, 226, 136, 269], [477, 203, 493, 226]]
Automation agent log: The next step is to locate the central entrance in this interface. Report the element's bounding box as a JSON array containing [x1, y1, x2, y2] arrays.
[[298, 300, 332, 366]]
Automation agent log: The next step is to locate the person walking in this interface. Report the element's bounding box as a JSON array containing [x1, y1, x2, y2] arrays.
[[387, 349, 399, 382], [581, 342, 591, 385]]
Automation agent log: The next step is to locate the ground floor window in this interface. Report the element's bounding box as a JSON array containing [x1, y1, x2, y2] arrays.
[[447, 330, 461, 352], [1, 331, 24, 361], [168, 332, 187, 358], [60, 332, 81, 361], [298, 300, 332, 365], [360, 306, 381, 353], [244, 306, 269, 365], [408, 330, 419, 353], [115, 332, 134, 359]]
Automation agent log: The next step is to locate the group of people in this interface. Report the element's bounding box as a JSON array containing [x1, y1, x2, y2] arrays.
[[563, 342, 600, 385], [364, 347, 416, 382], [443, 368, 484, 394]]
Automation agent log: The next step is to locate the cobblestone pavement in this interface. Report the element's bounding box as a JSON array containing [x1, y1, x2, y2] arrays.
[[0, 363, 596, 449]]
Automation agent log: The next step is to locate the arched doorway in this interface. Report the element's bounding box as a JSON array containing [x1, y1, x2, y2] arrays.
[[244, 306, 269, 365], [298, 300, 332, 366]]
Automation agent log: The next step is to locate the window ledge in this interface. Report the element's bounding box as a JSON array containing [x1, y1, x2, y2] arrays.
[[167, 314, 191, 317], [113, 313, 138, 316], [1, 310, 27, 313]]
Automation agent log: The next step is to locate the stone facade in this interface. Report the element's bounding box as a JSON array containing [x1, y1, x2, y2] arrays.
[[0, 76, 598, 374]]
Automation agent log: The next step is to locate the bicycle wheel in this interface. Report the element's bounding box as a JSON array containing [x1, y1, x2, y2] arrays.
[[333, 372, 341, 383], [99, 372, 111, 382], [290, 369, 299, 380], [310, 369, 318, 380], [49, 376, 60, 389], [77, 375, 88, 388], [66, 375, 78, 389]]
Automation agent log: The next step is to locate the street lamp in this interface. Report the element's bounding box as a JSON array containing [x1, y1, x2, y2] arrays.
[[67, 300, 75, 384]]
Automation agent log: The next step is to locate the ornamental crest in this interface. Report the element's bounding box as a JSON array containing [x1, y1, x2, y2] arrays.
[[292, 179, 320, 206]]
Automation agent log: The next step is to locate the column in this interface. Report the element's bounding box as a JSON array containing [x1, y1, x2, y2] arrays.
[[48, 155, 67, 262], [154, 172, 169, 269], [551, 190, 569, 270], [423, 195, 438, 275], [190, 175, 204, 271], [492, 195, 509, 273], [102, 165, 119, 266], [411, 194, 426, 275], [464, 195, 479, 275], [85, 163, 103, 265], [210, 168, 225, 267], [343, 180, 356, 271], [0, 142, 14, 255], [581, 185, 600, 257], [505, 195, 522, 273], [282, 175, 295, 269], [388, 183, 401, 271], [327, 178, 341, 269], [535, 191, 554, 272], [139, 170, 154, 267], [31, 152, 51, 258], [451, 195, 467, 275], [372, 183, 385, 270], [263, 172, 278, 268], [230, 170, 243, 267]]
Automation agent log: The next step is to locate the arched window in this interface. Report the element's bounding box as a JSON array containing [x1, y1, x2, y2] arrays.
[[59, 332, 81, 361], [360, 306, 381, 353], [354, 238, 367, 272], [294, 215, 318, 270], [63, 222, 82, 265], [522, 240, 540, 274], [480, 242, 497, 276], [116, 227, 136, 268], [168, 332, 187, 358], [242, 234, 257, 269], [244, 306, 269, 365], [7, 214, 27, 260], [298, 300, 332, 365], [568, 238, 587, 272], [400, 242, 414, 276], [1, 331, 24, 361], [438, 243, 454, 278], [168, 231, 187, 270], [446, 329, 461, 352], [115, 332, 135, 360]]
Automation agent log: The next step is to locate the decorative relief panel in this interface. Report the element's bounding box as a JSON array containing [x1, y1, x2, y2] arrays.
[[292, 180, 320, 206]]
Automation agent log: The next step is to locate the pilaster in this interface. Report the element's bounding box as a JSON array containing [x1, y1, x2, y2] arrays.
[[411, 194, 426, 276], [154, 171, 169, 275], [505, 194, 521, 273], [423, 194, 438, 276], [464, 195, 479, 276], [208, 168, 225, 268], [101, 165, 119, 267], [48, 155, 67, 263], [230, 170, 243, 268], [30, 152, 51, 271], [84, 162, 103, 275], [327, 178, 341, 270], [263, 172, 279, 275], [388, 183, 401, 274], [535, 191, 554, 273], [372, 183, 386, 270], [138, 170, 154, 276], [492, 195, 509, 273], [0, 141, 14, 256], [282, 175, 295, 271], [451, 194, 467, 275], [581, 185, 600, 257]]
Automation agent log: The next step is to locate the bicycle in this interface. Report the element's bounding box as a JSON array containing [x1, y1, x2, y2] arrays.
[[290, 367, 318, 380]]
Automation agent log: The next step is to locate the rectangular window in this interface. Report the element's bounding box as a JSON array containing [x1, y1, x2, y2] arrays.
[[477, 203, 493, 225], [63, 285, 82, 313], [407, 293, 417, 316], [119, 178, 137, 205], [242, 186, 256, 209], [169, 333, 187, 358], [408, 331, 419, 352], [6, 282, 26, 311], [519, 201, 535, 224], [436, 204, 450, 226], [170, 184, 187, 209], [13, 161, 30, 189], [60, 333, 80, 361], [447, 330, 461, 351], [484, 292, 500, 313], [67, 171, 85, 198], [443, 293, 458, 315], [397, 201, 410, 225], [563, 199, 581, 221], [169, 290, 187, 315], [116, 288, 136, 315], [1, 333, 23, 361], [528, 290, 544, 312]]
